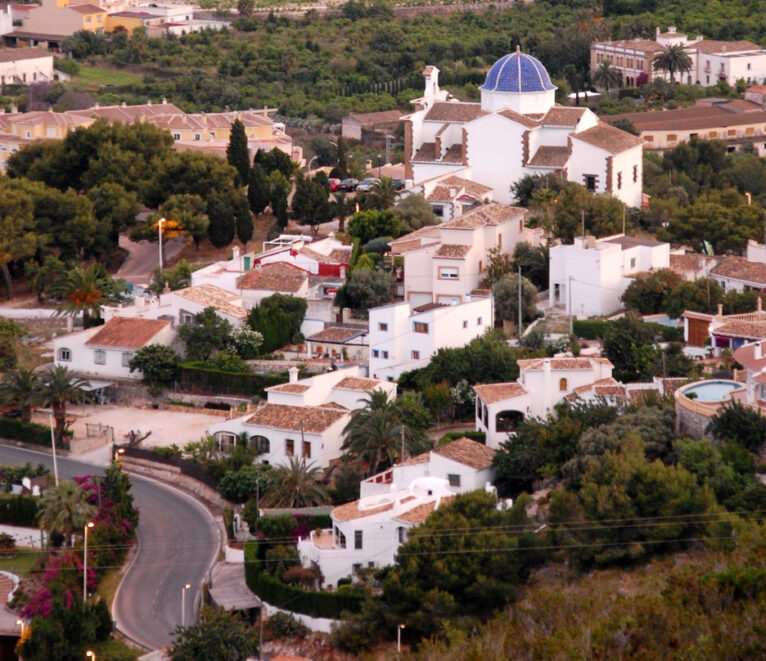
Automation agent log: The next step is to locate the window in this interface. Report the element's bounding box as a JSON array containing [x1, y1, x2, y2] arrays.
[[748, 62, 752, 70], [250, 435, 269, 453], [559, 377, 568, 391], [398, 527, 407, 543], [303, 441, 311, 458], [709, 131, 718, 138], [338, 529, 346, 549], [181, 312, 194, 324], [25, 131, 31, 139], [630, 257, 636, 269], [728, 129, 736, 137], [121, 351, 134, 367], [633, 165, 638, 183], [448, 473, 461, 487], [209, 131, 215, 138], [94, 349, 106, 365], [477, 317, 482, 326], [617, 172, 622, 190], [58, 348, 71, 362], [382, 350, 389, 359], [584, 175, 596, 191], [355, 530, 363, 549], [172, 133, 181, 141], [352, 563, 361, 574], [86, 16, 91, 22], [644, 135, 653, 142], [478, 260, 483, 272], [433, 205, 444, 217], [414, 322, 429, 333], [378, 322, 388, 331], [498, 234, 502, 250], [387, 376, 394, 382], [194, 133, 201, 141], [372, 349, 379, 358], [217, 432, 236, 452], [462, 320, 467, 329], [411, 350, 420, 360], [747, 127, 755, 136], [0, 145, 6, 152], [667, 134, 677, 142], [285, 439, 294, 456], [439, 267, 459, 279], [97, 15, 102, 21]]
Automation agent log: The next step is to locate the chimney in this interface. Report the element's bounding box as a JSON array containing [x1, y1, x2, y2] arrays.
[[655, 26, 660, 39], [717, 303, 723, 317], [162, 97, 167, 104], [263, 105, 268, 117], [342, 307, 351, 323], [121, 101, 126, 108], [232, 245, 240, 261], [755, 342, 762, 361], [147, 99, 152, 106], [288, 366, 299, 383]]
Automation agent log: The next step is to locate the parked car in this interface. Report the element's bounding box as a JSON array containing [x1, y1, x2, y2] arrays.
[[340, 178, 359, 191], [391, 178, 405, 191], [356, 177, 379, 193], [329, 178, 341, 192]]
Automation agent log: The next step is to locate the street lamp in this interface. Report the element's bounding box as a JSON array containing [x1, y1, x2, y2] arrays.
[[158, 217, 166, 272], [86, 651, 96, 660], [182, 583, 191, 626], [307, 155, 318, 172], [16, 619, 24, 638], [378, 153, 382, 177], [397, 624, 405, 655], [83, 522, 94, 602]]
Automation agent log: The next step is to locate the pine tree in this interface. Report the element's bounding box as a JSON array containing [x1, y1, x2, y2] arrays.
[[291, 175, 331, 235], [247, 163, 270, 215], [226, 119, 250, 185], [207, 194, 235, 248], [232, 191, 254, 245]]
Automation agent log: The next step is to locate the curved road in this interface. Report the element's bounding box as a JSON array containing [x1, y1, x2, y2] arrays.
[[0, 445, 220, 651]]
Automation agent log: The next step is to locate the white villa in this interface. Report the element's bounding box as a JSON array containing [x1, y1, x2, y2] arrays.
[[389, 202, 541, 307], [297, 437, 495, 586], [403, 50, 644, 208], [473, 356, 614, 448], [368, 295, 493, 382], [207, 365, 396, 469], [549, 233, 670, 319]]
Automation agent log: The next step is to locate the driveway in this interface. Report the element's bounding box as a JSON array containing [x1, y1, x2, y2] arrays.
[[117, 234, 186, 286]]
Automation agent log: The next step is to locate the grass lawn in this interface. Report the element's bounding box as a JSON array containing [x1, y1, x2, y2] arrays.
[[72, 66, 143, 89], [0, 550, 44, 578], [91, 637, 142, 660], [96, 567, 123, 610]]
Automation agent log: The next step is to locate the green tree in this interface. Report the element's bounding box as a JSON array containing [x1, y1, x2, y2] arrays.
[[207, 193, 236, 249], [591, 60, 622, 90], [492, 272, 538, 324], [39, 366, 89, 445], [225, 325, 263, 359], [261, 457, 329, 508], [621, 269, 684, 315], [510, 243, 549, 290], [394, 193, 438, 230], [482, 246, 513, 288], [0, 181, 41, 299], [342, 389, 432, 474], [129, 344, 181, 389], [226, 119, 251, 185], [336, 136, 349, 178], [664, 278, 723, 319], [237, 0, 254, 16], [160, 194, 209, 250], [170, 606, 258, 661], [0, 367, 43, 422], [347, 209, 402, 245], [247, 294, 307, 353], [708, 400, 766, 453], [37, 480, 97, 547], [232, 191, 254, 245], [335, 268, 396, 316], [247, 164, 270, 215], [368, 176, 398, 210], [653, 44, 693, 83], [178, 307, 233, 361], [254, 147, 296, 178], [50, 264, 127, 328], [218, 465, 258, 503], [87, 182, 140, 248], [291, 174, 331, 234], [601, 316, 659, 382]]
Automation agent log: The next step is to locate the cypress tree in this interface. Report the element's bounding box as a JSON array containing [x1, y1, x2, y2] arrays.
[[226, 119, 250, 185], [232, 191, 253, 245], [336, 137, 348, 179], [207, 193, 235, 248], [247, 163, 270, 215], [271, 187, 288, 230]]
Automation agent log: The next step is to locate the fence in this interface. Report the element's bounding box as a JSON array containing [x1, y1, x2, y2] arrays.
[[85, 423, 114, 442], [116, 445, 220, 490]]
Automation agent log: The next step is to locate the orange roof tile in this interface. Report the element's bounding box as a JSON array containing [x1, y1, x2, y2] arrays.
[[395, 496, 454, 523], [473, 382, 527, 404], [425, 102, 486, 123], [332, 499, 393, 521], [245, 403, 346, 433], [571, 122, 644, 154], [711, 255, 766, 286], [435, 244, 471, 258], [307, 327, 362, 342], [335, 377, 383, 392], [85, 317, 169, 349], [237, 263, 308, 292], [433, 437, 495, 469]]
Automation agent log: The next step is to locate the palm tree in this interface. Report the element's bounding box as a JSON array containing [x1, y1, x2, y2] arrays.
[[530, 188, 558, 240], [653, 44, 693, 84], [591, 60, 622, 91], [369, 177, 398, 210], [342, 389, 432, 475], [50, 264, 109, 328], [37, 481, 97, 547], [0, 367, 43, 422], [261, 457, 329, 508], [40, 366, 90, 445]]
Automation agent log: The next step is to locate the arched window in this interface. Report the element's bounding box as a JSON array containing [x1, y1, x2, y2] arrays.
[[250, 435, 270, 453], [559, 378, 568, 392], [215, 432, 236, 452]]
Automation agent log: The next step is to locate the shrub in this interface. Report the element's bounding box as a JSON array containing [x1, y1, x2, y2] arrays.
[[265, 611, 309, 639], [438, 430, 486, 445], [178, 362, 288, 397], [0, 532, 15, 557], [0, 495, 39, 527], [0, 418, 59, 448]]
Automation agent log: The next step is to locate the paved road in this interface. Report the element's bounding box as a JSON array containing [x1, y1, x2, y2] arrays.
[[0, 445, 220, 651], [117, 234, 186, 286]]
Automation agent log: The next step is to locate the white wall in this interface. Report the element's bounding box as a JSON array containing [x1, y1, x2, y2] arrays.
[[0, 54, 56, 85], [610, 144, 643, 207], [240, 280, 308, 310]]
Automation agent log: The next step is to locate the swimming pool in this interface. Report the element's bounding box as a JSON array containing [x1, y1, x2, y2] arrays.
[[681, 380, 741, 402]]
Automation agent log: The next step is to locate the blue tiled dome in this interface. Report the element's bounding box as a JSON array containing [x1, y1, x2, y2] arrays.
[[480, 48, 555, 93]]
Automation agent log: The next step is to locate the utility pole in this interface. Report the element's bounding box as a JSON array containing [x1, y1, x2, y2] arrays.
[[568, 275, 573, 336], [518, 265, 523, 341], [385, 134, 394, 166], [622, 206, 626, 235], [581, 210, 585, 238]]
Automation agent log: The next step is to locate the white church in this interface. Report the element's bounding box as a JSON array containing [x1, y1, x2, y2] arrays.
[[403, 48, 644, 208]]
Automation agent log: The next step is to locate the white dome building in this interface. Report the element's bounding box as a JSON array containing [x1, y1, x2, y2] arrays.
[[479, 46, 557, 115]]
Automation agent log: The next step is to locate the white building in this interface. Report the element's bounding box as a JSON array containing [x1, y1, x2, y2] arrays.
[[368, 295, 493, 382], [0, 47, 57, 85], [207, 365, 397, 469], [710, 255, 766, 294], [0, 6, 13, 37], [390, 202, 541, 307], [549, 233, 670, 319], [52, 317, 175, 381], [473, 356, 614, 448], [236, 262, 310, 309], [403, 50, 644, 208]]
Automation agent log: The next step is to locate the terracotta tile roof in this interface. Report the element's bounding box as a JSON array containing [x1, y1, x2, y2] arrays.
[[572, 122, 644, 154], [696, 39, 761, 54], [335, 377, 382, 392], [85, 317, 170, 349], [440, 202, 525, 229], [268, 383, 310, 393], [413, 302, 447, 313], [572, 376, 620, 395], [327, 248, 352, 263], [347, 109, 402, 126], [413, 142, 437, 161], [473, 382, 527, 404], [721, 99, 761, 112], [395, 496, 454, 523], [712, 320, 766, 339], [517, 357, 612, 371], [602, 235, 665, 248], [542, 106, 587, 127], [390, 225, 441, 245], [237, 263, 308, 292], [657, 377, 688, 397], [497, 108, 539, 129], [439, 176, 492, 196], [425, 102, 487, 123], [173, 284, 247, 319], [682, 310, 714, 321], [427, 185, 455, 201], [433, 437, 495, 469], [68, 3, 104, 13], [669, 253, 715, 276], [527, 145, 569, 168], [400, 451, 431, 466], [307, 327, 362, 342], [332, 499, 393, 521], [435, 244, 471, 258], [595, 38, 664, 52], [0, 47, 51, 63], [245, 403, 346, 433], [747, 84, 766, 94], [711, 256, 766, 286], [609, 105, 766, 132], [321, 401, 348, 410], [9, 110, 93, 127]]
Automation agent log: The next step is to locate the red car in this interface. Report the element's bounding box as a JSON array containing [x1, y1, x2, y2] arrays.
[[329, 178, 341, 192]]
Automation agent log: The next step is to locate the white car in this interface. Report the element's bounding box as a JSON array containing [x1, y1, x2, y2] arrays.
[[355, 177, 379, 192]]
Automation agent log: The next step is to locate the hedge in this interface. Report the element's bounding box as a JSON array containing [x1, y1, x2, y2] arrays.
[[0, 494, 39, 526], [438, 430, 486, 445], [0, 417, 66, 449], [573, 320, 683, 342], [245, 541, 366, 619], [117, 445, 220, 490], [178, 362, 288, 397]]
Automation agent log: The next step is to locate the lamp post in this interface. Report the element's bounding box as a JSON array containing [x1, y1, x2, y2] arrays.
[[83, 522, 94, 602], [182, 583, 191, 626], [378, 153, 382, 177], [307, 155, 318, 172], [158, 217, 166, 272], [86, 651, 95, 661], [397, 624, 405, 655], [16, 619, 24, 638]]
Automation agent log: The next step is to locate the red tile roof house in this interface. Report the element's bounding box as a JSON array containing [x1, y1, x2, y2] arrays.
[[52, 317, 176, 381]]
